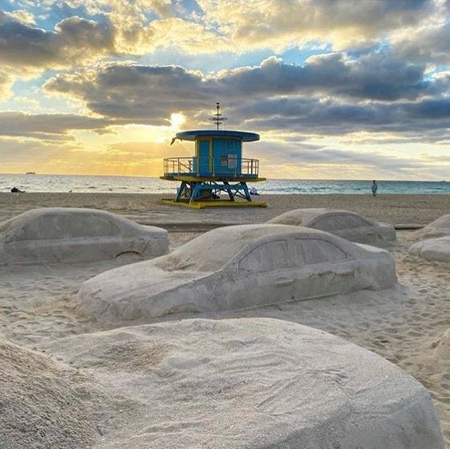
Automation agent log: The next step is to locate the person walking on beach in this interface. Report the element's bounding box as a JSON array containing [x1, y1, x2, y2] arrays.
[[371, 180, 378, 196]]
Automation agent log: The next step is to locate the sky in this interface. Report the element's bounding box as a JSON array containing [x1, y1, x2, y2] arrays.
[[1, 0, 450, 181]]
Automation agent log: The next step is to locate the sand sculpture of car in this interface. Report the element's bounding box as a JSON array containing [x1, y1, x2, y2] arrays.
[[409, 236, 450, 263], [37, 318, 445, 449], [77, 224, 397, 322], [267, 208, 396, 247], [0, 207, 169, 265], [412, 214, 450, 240]]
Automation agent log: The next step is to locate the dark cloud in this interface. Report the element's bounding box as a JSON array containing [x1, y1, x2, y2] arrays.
[[234, 96, 450, 139], [0, 13, 114, 68], [415, 99, 450, 119], [43, 52, 429, 125], [44, 64, 215, 121], [216, 53, 427, 101], [41, 54, 448, 143]]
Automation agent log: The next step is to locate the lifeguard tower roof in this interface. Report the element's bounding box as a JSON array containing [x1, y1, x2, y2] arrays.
[[175, 130, 260, 142]]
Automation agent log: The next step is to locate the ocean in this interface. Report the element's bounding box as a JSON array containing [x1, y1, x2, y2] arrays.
[[1, 174, 450, 195]]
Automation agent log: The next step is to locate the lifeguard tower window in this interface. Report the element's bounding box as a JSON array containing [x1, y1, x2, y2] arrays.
[[221, 155, 227, 167], [228, 154, 237, 169]]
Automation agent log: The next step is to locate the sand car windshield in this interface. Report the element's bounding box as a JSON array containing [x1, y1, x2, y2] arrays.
[[156, 225, 304, 272]]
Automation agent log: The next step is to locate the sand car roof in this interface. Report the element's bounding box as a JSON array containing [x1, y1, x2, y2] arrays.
[[0, 207, 164, 241], [268, 208, 374, 227], [157, 224, 352, 272]]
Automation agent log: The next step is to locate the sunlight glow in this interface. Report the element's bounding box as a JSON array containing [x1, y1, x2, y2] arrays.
[[170, 112, 186, 129]]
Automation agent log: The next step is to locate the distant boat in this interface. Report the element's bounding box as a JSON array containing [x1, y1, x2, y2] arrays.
[[26, 172, 36, 175]]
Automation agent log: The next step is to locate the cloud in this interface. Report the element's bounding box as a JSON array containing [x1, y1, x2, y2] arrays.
[[2, 8, 36, 25], [41, 54, 444, 141], [0, 136, 80, 170], [13, 0, 228, 57], [392, 22, 450, 65], [0, 112, 117, 139], [44, 63, 212, 121], [0, 135, 171, 176], [198, 0, 434, 52], [0, 71, 13, 99], [1, 0, 437, 74], [235, 95, 450, 139], [0, 0, 442, 86], [215, 53, 427, 101], [43, 52, 428, 119], [0, 12, 115, 69], [253, 137, 449, 181], [426, 70, 450, 96], [147, 17, 229, 54], [3, 0, 449, 180]]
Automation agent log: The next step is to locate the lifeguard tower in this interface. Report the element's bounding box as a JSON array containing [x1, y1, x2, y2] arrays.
[[161, 103, 266, 209]]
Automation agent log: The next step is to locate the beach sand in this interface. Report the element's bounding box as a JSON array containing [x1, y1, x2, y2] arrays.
[[1, 192, 450, 447]]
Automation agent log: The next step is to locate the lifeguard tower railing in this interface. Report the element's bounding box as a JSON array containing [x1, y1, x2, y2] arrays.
[[163, 157, 260, 179]]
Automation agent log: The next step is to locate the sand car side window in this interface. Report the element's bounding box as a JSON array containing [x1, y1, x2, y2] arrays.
[[314, 215, 372, 231], [16, 215, 67, 240], [292, 239, 348, 265], [18, 215, 120, 240], [238, 240, 289, 273], [64, 216, 120, 237]]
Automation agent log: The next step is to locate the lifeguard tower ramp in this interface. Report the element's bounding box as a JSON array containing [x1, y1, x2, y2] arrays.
[[161, 105, 266, 209]]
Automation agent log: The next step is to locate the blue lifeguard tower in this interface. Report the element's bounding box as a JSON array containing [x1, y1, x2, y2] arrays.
[[161, 103, 266, 208]]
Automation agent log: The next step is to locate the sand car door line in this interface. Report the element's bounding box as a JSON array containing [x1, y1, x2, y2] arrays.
[[292, 262, 357, 301], [288, 237, 357, 300], [255, 268, 295, 306], [274, 276, 294, 287]]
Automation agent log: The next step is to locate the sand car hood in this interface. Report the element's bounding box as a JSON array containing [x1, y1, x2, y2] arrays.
[[77, 261, 212, 322]]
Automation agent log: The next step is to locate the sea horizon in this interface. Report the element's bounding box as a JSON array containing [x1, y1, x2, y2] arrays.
[[1, 173, 450, 195]]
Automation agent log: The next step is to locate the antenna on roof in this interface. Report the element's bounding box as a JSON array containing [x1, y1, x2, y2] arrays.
[[209, 102, 227, 130]]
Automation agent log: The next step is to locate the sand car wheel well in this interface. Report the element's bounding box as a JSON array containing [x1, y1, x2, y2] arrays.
[[115, 251, 144, 263]]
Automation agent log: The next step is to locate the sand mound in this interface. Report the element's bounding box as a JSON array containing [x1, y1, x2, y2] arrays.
[[408, 236, 450, 263], [412, 214, 450, 240], [0, 337, 110, 449], [0, 207, 168, 265], [267, 208, 396, 247], [41, 318, 445, 449]]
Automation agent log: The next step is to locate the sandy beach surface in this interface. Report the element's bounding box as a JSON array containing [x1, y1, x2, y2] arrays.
[[1, 192, 450, 447]]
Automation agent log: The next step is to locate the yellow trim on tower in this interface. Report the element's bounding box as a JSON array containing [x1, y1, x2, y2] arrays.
[[160, 198, 267, 209]]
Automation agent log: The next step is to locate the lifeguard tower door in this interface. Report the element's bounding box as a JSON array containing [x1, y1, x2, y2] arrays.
[[196, 139, 210, 176]]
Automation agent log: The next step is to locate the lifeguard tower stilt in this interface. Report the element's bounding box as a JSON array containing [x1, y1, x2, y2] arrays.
[[161, 103, 266, 209]]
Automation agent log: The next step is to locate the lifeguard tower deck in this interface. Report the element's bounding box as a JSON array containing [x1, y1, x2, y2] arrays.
[[161, 104, 266, 209]]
